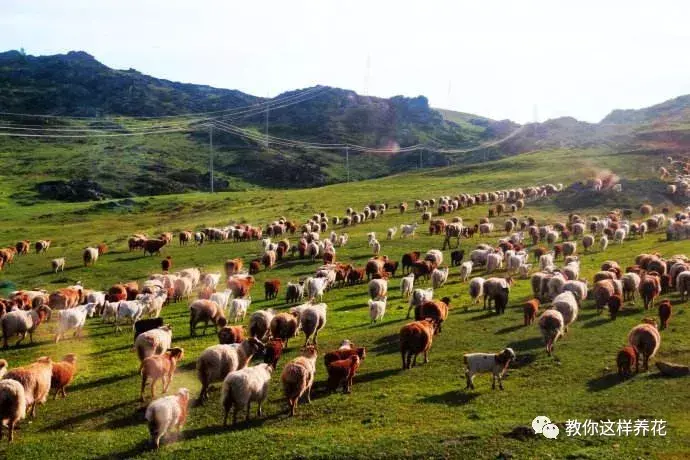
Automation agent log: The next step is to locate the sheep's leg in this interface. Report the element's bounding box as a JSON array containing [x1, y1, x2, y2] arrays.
[[7, 420, 14, 443], [257, 400, 264, 417], [401, 351, 407, 369], [61, 388, 67, 398], [464, 371, 472, 390], [15, 333, 26, 347], [245, 401, 251, 422], [289, 399, 296, 417], [424, 350, 429, 364], [140, 376, 147, 401]]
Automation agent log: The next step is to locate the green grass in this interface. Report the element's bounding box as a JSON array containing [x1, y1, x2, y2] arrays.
[[0, 148, 686, 459]]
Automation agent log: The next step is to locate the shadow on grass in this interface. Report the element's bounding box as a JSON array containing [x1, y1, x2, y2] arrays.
[[467, 312, 495, 322], [356, 368, 400, 384], [582, 317, 610, 329], [587, 373, 625, 392], [88, 344, 133, 356], [370, 333, 399, 355], [43, 400, 133, 431], [495, 324, 524, 335], [507, 337, 543, 352], [420, 390, 479, 406], [69, 372, 138, 392], [512, 352, 537, 369], [99, 406, 147, 430], [91, 439, 151, 460]]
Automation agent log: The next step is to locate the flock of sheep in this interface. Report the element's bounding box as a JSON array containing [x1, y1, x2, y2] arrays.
[[0, 179, 686, 450]]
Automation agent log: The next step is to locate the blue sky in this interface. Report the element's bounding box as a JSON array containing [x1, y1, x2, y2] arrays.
[[3, 0, 690, 123]]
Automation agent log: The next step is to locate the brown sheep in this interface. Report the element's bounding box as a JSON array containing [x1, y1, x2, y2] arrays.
[[628, 323, 661, 372], [218, 326, 245, 345], [639, 274, 661, 310], [50, 354, 77, 399], [139, 348, 184, 401], [523, 299, 540, 325], [281, 346, 318, 416], [607, 294, 623, 320], [5, 356, 53, 418], [189, 300, 226, 336], [658, 300, 672, 330], [400, 319, 436, 370], [326, 355, 361, 394], [270, 313, 299, 347], [414, 297, 450, 334], [617, 346, 637, 379]]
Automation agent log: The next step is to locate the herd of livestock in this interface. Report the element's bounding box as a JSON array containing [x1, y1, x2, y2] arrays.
[[0, 180, 687, 449]]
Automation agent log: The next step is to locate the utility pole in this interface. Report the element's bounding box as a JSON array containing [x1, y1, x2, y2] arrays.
[[209, 125, 214, 193], [345, 146, 350, 182]]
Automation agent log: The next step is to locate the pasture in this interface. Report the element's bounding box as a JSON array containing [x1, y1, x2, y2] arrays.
[[0, 148, 687, 459]]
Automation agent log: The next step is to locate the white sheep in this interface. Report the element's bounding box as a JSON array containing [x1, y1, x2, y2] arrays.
[[431, 267, 449, 289], [539, 252, 554, 271], [83, 247, 98, 266], [300, 303, 327, 346], [54, 303, 96, 343], [463, 348, 516, 390], [86, 291, 106, 313], [0, 378, 26, 442], [369, 239, 381, 256], [145, 388, 190, 449], [114, 300, 145, 332], [196, 338, 265, 402], [368, 297, 387, 323], [400, 273, 415, 299], [407, 288, 433, 319], [599, 235, 609, 252], [101, 301, 118, 323], [425, 249, 443, 267], [551, 291, 579, 331], [210, 289, 233, 312], [139, 291, 167, 318], [202, 272, 221, 290], [460, 261, 473, 282], [400, 223, 418, 238], [367, 232, 376, 243], [562, 280, 588, 305], [135, 325, 173, 361], [51, 257, 65, 273], [469, 277, 485, 305], [486, 253, 503, 274], [614, 228, 627, 244], [1, 307, 51, 348], [386, 227, 397, 240], [179, 268, 201, 288], [221, 363, 273, 426], [230, 297, 252, 323], [518, 264, 532, 279], [539, 309, 564, 355], [306, 277, 328, 302]]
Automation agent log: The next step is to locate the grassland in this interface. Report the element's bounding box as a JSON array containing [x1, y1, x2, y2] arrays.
[[0, 147, 687, 459]]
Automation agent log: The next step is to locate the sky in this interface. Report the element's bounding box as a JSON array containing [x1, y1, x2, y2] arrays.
[[3, 0, 690, 123]]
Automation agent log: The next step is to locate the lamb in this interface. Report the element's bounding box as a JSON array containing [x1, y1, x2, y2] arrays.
[[627, 323, 661, 372], [0, 378, 25, 442], [113, 300, 146, 332], [222, 363, 274, 426], [368, 297, 387, 324], [400, 223, 419, 239], [50, 354, 77, 399], [658, 300, 672, 330], [551, 291, 579, 331], [368, 278, 388, 301], [209, 289, 233, 312], [299, 303, 327, 346], [469, 277, 485, 305], [523, 299, 539, 325], [617, 346, 637, 379], [281, 346, 318, 416], [463, 348, 516, 391], [5, 356, 52, 418], [135, 325, 173, 361], [431, 267, 449, 289], [145, 388, 190, 449], [139, 348, 184, 401], [407, 287, 433, 319], [249, 309, 275, 340], [189, 299, 226, 336], [599, 235, 609, 252], [51, 257, 65, 273], [539, 309, 564, 355], [400, 273, 415, 299], [229, 297, 252, 323], [1, 306, 51, 348], [54, 303, 96, 343], [400, 319, 436, 369], [270, 313, 299, 346], [326, 355, 361, 394], [196, 338, 265, 402], [386, 227, 397, 240], [459, 261, 473, 282]]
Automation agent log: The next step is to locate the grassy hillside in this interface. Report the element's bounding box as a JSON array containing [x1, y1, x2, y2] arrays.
[[0, 149, 687, 459]]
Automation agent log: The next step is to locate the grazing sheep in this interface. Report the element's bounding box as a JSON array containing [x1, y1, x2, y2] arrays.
[[469, 277, 485, 305], [0, 378, 25, 442], [463, 348, 516, 391], [326, 355, 361, 394], [139, 348, 184, 401], [222, 363, 274, 426], [658, 300, 672, 330], [229, 297, 252, 323], [524, 299, 539, 325], [196, 338, 265, 402], [400, 319, 436, 369], [189, 299, 226, 336], [299, 303, 327, 346], [1, 306, 51, 348], [627, 323, 661, 372], [617, 346, 637, 379], [431, 267, 449, 289], [145, 388, 190, 449], [135, 325, 173, 361], [460, 261, 473, 282], [281, 346, 318, 416], [51, 257, 65, 273], [270, 313, 299, 347], [368, 297, 387, 323], [55, 303, 96, 343], [539, 309, 564, 355], [5, 356, 52, 418], [400, 273, 415, 299]]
